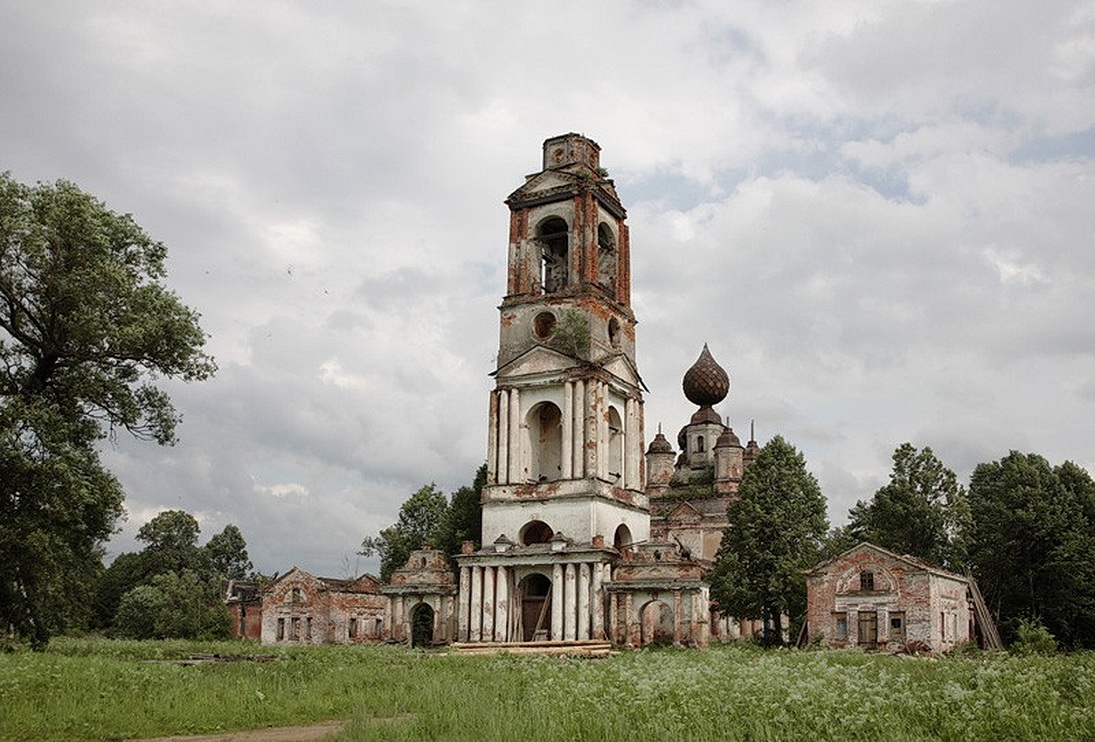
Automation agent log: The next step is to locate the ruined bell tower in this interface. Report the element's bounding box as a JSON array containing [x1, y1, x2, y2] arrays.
[[455, 134, 649, 644], [483, 133, 648, 546]]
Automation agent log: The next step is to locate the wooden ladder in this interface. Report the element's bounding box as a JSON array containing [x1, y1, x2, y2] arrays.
[[966, 573, 1004, 649]]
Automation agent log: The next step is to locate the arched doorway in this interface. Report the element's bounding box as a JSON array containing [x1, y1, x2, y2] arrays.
[[411, 602, 435, 648], [518, 573, 552, 641], [641, 600, 674, 646]]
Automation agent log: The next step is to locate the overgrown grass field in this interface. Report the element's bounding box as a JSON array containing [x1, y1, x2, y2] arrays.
[[2, 638, 1094, 741]]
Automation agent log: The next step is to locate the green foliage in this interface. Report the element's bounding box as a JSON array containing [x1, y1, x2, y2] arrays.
[[659, 467, 716, 501], [969, 451, 1095, 649], [113, 569, 230, 640], [0, 173, 214, 647], [845, 443, 970, 569], [205, 524, 254, 580], [361, 465, 486, 580], [361, 484, 450, 581], [93, 510, 251, 638], [434, 463, 487, 561], [5, 639, 1095, 741], [709, 436, 829, 644], [1012, 617, 1058, 656], [554, 308, 590, 358]]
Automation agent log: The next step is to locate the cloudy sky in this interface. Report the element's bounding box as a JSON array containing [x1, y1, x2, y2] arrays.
[[3, 1, 1094, 578]]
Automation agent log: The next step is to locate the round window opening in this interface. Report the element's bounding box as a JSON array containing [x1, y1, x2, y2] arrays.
[[533, 311, 557, 339]]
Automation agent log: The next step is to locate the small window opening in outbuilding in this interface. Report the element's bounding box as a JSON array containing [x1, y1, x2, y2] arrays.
[[539, 218, 569, 293], [349, 617, 358, 638], [860, 571, 874, 591], [834, 612, 848, 639]]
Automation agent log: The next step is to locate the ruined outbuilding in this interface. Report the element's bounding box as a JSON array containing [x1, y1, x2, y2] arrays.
[[260, 568, 386, 645], [803, 542, 980, 651]]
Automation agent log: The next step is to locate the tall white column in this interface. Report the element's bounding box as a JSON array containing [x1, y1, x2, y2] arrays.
[[383, 597, 393, 641], [393, 595, 404, 641], [577, 563, 591, 641], [674, 590, 683, 645], [591, 562, 605, 640], [498, 391, 510, 485], [598, 382, 609, 480], [551, 563, 564, 641], [508, 388, 522, 483], [561, 382, 573, 479], [458, 566, 471, 641], [564, 563, 577, 641], [624, 397, 640, 490], [487, 391, 499, 485], [482, 566, 495, 642], [584, 380, 598, 477], [494, 566, 509, 642], [470, 566, 483, 642], [572, 379, 584, 478]]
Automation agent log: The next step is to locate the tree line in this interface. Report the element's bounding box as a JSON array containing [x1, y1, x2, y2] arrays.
[[708, 438, 1095, 650]]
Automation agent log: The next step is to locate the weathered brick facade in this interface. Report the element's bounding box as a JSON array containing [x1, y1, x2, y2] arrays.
[[224, 580, 263, 640], [260, 568, 386, 645], [804, 543, 972, 651]]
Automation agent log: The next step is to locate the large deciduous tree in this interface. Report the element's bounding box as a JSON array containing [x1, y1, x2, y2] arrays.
[[709, 435, 829, 645], [205, 524, 254, 581], [0, 174, 214, 646], [968, 451, 1095, 649], [361, 483, 450, 581], [360, 465, 486, 581], [844, 443, 970, 569]]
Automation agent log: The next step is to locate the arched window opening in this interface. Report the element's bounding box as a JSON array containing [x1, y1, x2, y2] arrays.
[[527, 402, 563, 482], [520, 520, 554, 546], [695, 435, 705, 453], [608, 406, 624, 485], [597, 222, 617, 296], [539, 218, 569, 293], [614, 523, 633, 553]]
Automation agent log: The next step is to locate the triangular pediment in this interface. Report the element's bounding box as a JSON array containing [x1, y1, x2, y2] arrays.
[[601, 353, 646, 391], [494, 344, 577, 380], [507, 170, 581, 204], [667, 501, 703, 522]]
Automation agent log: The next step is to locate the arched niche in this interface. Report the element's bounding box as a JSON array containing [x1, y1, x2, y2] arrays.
[[527, 401, 563, 482], [608, 405, 624, 484]]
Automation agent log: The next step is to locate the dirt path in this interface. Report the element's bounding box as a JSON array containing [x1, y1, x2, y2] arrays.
[[132, 721, 346, 742]]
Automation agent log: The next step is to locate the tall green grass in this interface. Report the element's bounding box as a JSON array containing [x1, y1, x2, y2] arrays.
[[1, 639, 1093, 741]]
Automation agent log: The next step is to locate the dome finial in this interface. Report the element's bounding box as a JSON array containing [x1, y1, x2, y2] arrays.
[[682, 344, 729, 407]]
